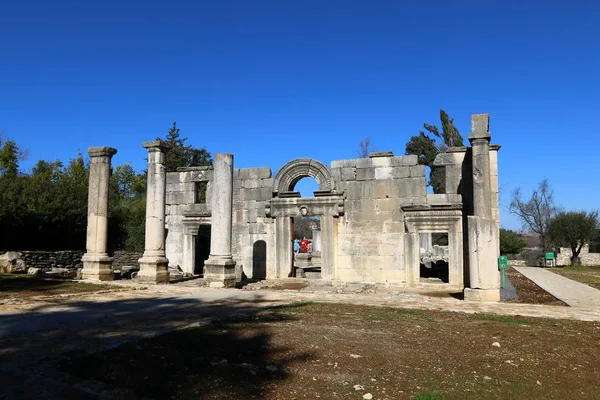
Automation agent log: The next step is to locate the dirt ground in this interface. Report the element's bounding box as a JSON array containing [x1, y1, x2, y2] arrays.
[[548, 265, 600, 290], [503, 268, 566, 306], [1, 270, 595, 399], [0, 274, 110, 300], [60, 301, 600, 400]]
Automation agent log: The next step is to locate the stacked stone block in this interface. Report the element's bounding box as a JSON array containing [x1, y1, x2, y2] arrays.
[[332, 153, 426, 283]]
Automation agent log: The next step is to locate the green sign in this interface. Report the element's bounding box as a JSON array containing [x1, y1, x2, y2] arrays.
[[498, 255, 509, 270], [545, 252, 555, 260], [498, 256, 509, 289]]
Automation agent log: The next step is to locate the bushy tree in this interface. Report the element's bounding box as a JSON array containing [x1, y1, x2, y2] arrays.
[[549, 211, 599, 265], [405, 110, 464, 193], [500, 228, 527, 255], [509, 178, 558, 251]]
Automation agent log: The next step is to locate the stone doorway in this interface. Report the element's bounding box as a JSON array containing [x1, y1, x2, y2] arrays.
[[403, 205, 464, 290], [194, 225, 211, 275], [419, 232, 450, 283], [266, 158, 344, 280]]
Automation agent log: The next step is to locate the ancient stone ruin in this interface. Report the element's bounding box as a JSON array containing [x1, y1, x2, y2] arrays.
[[83, 113, 501, 301]]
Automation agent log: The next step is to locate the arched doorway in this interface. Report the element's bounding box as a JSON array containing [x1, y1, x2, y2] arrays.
[[267, 158, 344, 280]]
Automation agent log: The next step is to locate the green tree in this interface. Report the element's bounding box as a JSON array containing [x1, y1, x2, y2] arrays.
[[405, 110, 464, 193], [500, 228, 528, 255], [549, 211, 599, 265], [0, 139, 21, 177], [159, 122, 212, 172], [509, 178, 558, 252]]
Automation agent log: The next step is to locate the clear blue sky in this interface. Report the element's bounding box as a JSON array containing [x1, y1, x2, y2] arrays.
[[2, 0, 599, 230]]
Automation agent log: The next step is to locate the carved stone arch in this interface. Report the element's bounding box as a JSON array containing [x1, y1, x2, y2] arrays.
[[273, 158, 334, 195]]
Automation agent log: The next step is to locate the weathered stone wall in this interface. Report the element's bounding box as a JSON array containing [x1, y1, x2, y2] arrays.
[[165, 167, 210, 270], [0, 250, 143, 271], [112, 251, 143, 267], [231, 167, 275, 280], [332, 153, 425, 282], [0, 250, 84, 272], [557, 245, 600, 266], [21, 250, 84, 270], [165, 166, 276, 279]]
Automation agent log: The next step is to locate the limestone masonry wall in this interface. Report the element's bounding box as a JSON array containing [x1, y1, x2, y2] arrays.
[[333, 154, 425, 282], [557, 245, 600, 266], [0, 250, 143, 271], [22, 250, 83, 270], [112, 251, 144, 267]]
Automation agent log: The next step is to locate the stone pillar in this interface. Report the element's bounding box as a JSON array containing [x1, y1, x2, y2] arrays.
[[312, 229, 322, 252], [469, 114, 492, 220], [81, 147, 117, 281], [320, 216, 335, 280], [203, 154, 237, 287], [137, 141, 172, 284], [419, 232, 432, 253], [465, 114, 500, 302], [274, 217, 293, 279], [403, 231, 420, 284]]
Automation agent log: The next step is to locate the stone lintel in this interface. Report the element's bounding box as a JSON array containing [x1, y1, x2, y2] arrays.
[[177, 166, 213, 172], [279, 191, 301, 198], [88, 146, 117, 158], [268, 195, 345, 218], [401, 204, 463, 212], [369, 151, 394, 158], [446, 146, 468, 153], [490, 144, 501, 151], [182, 204, 211, 218], [142, 140, 173, 151]]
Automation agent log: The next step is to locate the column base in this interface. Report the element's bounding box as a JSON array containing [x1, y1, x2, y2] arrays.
[[81, 253, 114, 281], [204, 258, 236, 288], [136, 256, 170, 284], [464, 288, 500, 302]]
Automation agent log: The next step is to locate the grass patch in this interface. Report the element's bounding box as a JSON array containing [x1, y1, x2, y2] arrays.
[[477, 315, 532, 324], [552, 265, 600, 272], [548, 266, 600, 290], [272, 301, 319, 312]]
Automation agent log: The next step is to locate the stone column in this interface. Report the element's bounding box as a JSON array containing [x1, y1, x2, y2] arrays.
[[465, 114, 500, 301], [137, 141, 172, 284], [81, 147, 117, 280], [320, 216, 335, 280], [469, 114, 493, 219], [203, 153, 237, 287]]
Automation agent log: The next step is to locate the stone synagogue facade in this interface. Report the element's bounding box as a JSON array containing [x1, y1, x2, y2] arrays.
[[161, 114, 501, 301]]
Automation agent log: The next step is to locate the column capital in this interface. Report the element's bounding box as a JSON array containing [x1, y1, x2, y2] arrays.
[[142, 140, 173, 152], [468, 113, 491, 143], [88, 146, 117, 158]]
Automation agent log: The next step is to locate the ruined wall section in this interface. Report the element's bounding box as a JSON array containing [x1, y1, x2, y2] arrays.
[[331, 153, 427, 282], [231, 167, 275, 279], [165, 169, 207, 269]]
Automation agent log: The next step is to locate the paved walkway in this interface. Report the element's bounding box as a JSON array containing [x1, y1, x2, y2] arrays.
[[514, 266, 600, 308]]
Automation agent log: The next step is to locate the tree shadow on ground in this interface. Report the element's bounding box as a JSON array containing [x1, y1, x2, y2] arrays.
[[0, 274, 78, 294], [0, 293, 313, 399]]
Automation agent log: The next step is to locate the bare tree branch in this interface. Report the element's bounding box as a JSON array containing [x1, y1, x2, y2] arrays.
[[357, 137, 374, 158]]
